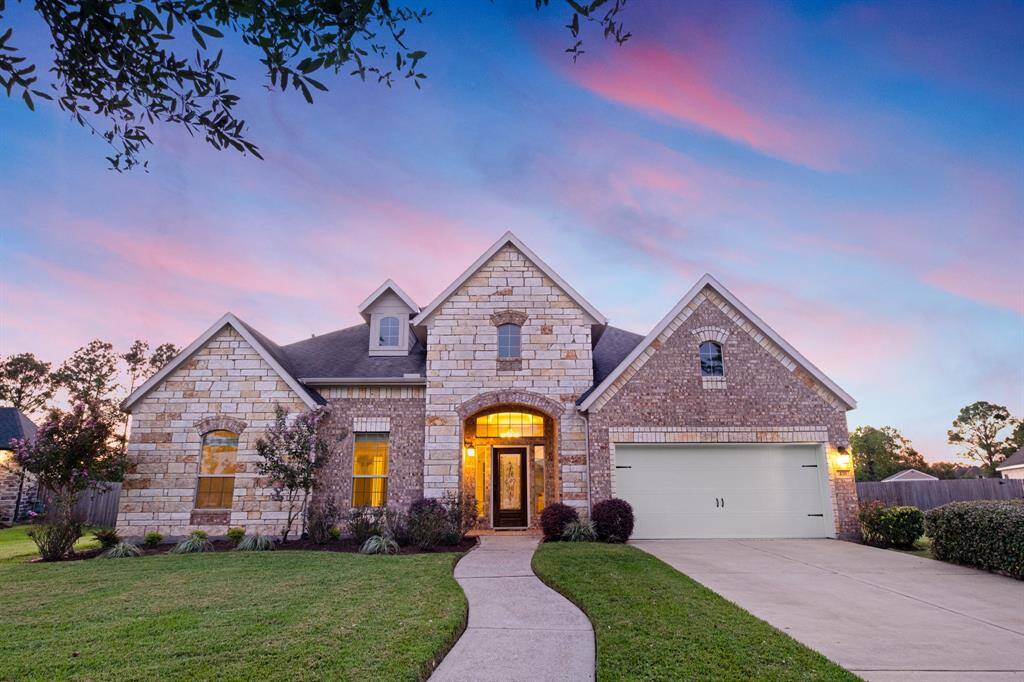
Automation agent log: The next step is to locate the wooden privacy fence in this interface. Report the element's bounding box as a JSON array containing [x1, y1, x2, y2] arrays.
[[38, 483, 122, 528], [857, 478, 1024, 511]]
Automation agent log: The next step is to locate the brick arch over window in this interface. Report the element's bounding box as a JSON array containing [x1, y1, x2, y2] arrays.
[[193, 416, 248, 436], [456, 390, 565, 420], [690, 326, 729, 344]]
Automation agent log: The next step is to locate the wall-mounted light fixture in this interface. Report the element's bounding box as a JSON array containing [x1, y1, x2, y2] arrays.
[[831, 447, 852, 472], [465, 443, 476, 458]]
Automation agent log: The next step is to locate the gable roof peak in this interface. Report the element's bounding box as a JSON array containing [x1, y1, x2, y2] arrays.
[[412, 232, 608, 326], [357, 279, 419, 321]]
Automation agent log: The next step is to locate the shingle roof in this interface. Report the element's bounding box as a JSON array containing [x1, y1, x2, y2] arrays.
[[577, 326, 645, 404], [280, 324, 427, 380], [998, 447, 1024, 470], [234, 319, 326, 405], [0, 408, 37, 448], [881, 468, 938, 482]]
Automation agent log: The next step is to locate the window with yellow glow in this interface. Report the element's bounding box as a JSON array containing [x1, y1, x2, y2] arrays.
[[352, 433, 389, 507], [196, 430, 239, 509], [475, 412, 544, 439]]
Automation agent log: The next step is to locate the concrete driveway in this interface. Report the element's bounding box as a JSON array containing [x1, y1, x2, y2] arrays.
[[634, 539, 1024, 681]]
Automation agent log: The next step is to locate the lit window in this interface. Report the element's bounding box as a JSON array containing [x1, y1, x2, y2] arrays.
[[498, 324, 521, 359], [379, 316, 400, 347], [196, 430, 239, 509], [352, 433, 389, 507], [475, 412, 544, 439], [699, 341, 724, 377]]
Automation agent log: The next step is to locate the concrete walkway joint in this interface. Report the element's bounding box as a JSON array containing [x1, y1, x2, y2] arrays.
[[431, 535, 595, 681]]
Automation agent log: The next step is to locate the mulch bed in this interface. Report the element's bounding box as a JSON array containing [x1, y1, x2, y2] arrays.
[[34, 536, 478, 562]]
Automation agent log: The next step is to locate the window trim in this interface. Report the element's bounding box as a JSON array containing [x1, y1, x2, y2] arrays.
[[195, 429, 239, 510], [352, 432, 390, 508], [699, 340, 725, 377]]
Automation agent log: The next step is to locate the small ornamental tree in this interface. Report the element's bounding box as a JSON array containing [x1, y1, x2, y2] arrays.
[[255, 405, 332, 542], [12, 401, 126, 560]]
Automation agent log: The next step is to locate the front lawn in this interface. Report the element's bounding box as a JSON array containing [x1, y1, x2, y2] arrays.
[[533, 543, 857, 681], [1, 548, 466, 680], [0, 524, 98, 563]]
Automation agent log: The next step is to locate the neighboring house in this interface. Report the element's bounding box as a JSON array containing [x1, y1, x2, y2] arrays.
[[881, 468, 939, 482], [117, 233, 859, 540], [0, 407, 39, 526], [996, 448, 1024, 480]]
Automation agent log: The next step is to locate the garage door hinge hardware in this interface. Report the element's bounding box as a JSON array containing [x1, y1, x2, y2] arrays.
[[807, 513, 824, 517], [615, 465, 632, 469], [801, 464, 818, 468]]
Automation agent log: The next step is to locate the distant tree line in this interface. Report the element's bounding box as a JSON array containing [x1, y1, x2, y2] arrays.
[[853, 401, 1023, 481]]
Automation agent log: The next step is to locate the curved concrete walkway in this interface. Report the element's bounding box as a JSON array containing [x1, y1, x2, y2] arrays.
[[431, 535, 595, 681]]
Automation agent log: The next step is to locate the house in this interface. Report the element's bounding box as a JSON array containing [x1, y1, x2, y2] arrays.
[[996, 448, 1024, 480], [117, 233, 859, 540], [881, 468, 938, 482], [0, 407, 39, 526]]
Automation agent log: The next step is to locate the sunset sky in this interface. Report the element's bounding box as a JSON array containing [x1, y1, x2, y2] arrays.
[[2, 1, 1021, 461]]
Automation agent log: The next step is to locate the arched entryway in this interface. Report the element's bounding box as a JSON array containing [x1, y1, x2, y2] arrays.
[[457, 391, 563, 529]]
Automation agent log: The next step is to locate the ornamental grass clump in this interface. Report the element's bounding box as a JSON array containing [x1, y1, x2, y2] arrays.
[[93, 528, 121, 549], [235, 533, 275, 552], [360, 535, 399, 555], [102, 542, 143, 559], [562, 519, 597, 542], [170, 530, 214, 554]]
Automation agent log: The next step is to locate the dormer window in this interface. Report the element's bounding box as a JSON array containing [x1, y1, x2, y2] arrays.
[[498, 324, 521, 359], [699, 341, 724, 377], [379, 316, 400, 347]]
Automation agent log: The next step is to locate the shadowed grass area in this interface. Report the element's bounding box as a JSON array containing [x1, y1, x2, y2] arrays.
[[1, 549, 466, 681], [0, 524, 99, 563], [533, 542, 858, 681]]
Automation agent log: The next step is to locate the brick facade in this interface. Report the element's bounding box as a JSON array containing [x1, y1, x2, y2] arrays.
[[116, 326, 310, 539], [420, 244, 596, 511], [585, 287, 859, 538]]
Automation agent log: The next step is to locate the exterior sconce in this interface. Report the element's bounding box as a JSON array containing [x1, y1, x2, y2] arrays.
[[831, 448, 852, 472], [465, 444, 476, 458]]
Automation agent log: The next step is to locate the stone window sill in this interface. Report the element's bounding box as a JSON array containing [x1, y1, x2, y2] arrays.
[[190, 509, 231, 525], [497, 358, 522, 372], [701, 376, 727, 389]]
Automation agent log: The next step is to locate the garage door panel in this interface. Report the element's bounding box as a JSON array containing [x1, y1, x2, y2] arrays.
[[614, 444, 830, 539]]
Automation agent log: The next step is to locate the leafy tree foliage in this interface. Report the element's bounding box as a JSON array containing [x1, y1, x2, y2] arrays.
[[255, 404, 332, 541], [52, 339, 120, 406], [147, 342, 180, 378], [0, 352, 53, 416], [850, 425, 927, 482], [1, 0, 631, 171], [927, 461, 983, 480], [12, 401, 127, 560], [947, 401, 1019, 476]]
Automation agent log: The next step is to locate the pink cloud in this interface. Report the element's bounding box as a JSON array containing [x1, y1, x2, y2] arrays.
[[923, 266, 1024, 316]]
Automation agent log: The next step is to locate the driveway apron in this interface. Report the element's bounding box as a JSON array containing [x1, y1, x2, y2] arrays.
[[431, 535, 595, 681]]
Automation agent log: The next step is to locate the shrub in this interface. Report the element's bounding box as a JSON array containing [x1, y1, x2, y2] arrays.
[[170, 530, 214, 554], [328, 526, 342, 541], [591, 498, 635, 543], [102, 542, 143, 559], [926, 501, 1024, 579], [28, 522, 83, 561], [348, 507, 382, 545], [360, 535, 399, 555], [93, 528, 121, 549], [443, 491, 477, 544], [226, 527, 245, 546], [540, 503, 579, 542], [859, 502, 924, 549], [143, 531, 164, 548], [236, 533, 275, 552], [562, 519, 597, 542], [308, 498, 340, 544], [407, 498, 448, 549]]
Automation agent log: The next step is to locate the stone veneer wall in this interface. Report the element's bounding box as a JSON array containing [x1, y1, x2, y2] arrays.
[[422, 244, 596, 511], [116, 326, 310, 539], [0, 465, 36, 525], [314, 385, 426, 512], [586, 288, 859, 538]]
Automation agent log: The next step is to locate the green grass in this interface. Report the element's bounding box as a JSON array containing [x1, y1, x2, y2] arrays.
[[0, 525, 99, 563], [1, 547, 467, 680], [893, 536, 934, 560], [533, 542, 857, 681]]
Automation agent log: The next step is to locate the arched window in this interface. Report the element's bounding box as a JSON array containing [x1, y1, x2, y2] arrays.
[[699, 341, 724, 377], [196, 430, 239, 509], [378, 316, 400, 347], [498, 324, 521, 359]]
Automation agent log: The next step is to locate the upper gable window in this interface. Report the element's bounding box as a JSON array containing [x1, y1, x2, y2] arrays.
[[498, 324, 521, 359], [699, 341, 724, 377], [378, 316, 400, 347]]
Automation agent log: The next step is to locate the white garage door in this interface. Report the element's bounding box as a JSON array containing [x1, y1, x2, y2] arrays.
[[614, 444, 833, 539]]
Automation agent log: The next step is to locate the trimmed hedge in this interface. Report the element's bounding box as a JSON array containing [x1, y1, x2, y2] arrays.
[[540, 503, 579, 541], [591, 498, 635, 543], [858, 502, 924, 549], [925, 500, 1024, 579]]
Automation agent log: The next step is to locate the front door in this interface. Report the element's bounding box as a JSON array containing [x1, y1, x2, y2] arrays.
[[492, 447, 528, 528]]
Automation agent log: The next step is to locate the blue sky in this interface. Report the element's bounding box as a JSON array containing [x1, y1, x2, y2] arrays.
[[1, 1, 1021, 460]]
